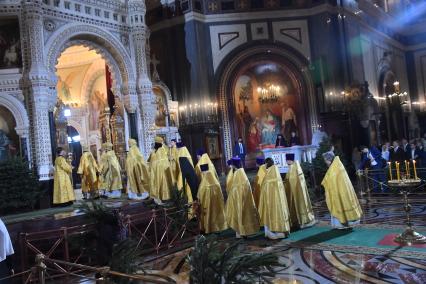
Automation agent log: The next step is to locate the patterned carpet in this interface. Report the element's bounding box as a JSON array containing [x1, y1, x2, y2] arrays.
[[142, 194, 426, 284]]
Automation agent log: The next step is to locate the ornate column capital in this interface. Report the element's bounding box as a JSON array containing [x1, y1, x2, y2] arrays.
[[15, 126, 29, 138]]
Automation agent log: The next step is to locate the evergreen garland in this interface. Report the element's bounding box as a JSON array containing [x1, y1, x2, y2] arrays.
[[188, 235, 279, 284], [0, 157, 44, 215], [301, 137, 352, 196]]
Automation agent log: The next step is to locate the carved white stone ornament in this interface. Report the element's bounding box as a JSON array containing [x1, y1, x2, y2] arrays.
[[0, 0, 156, 180]]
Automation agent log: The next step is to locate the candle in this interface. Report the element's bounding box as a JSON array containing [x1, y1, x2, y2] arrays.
[[388, 162, 392, 180], [413, 160, 418, 180], [407, 161, 410, 178], [396, 162, 400, 180]]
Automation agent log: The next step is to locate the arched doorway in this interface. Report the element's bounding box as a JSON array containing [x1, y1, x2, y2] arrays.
[[0, 106, 19, 161], [217, 45, 317, 167], [67, 125, 82, 188]]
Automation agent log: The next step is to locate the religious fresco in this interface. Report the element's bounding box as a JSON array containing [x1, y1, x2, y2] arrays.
[[88, 89, 108, 131], [153, 86, 168, 127], [0, 19, 22, 69], [233, 63, 299, 154], [0, 106, 18, 160]]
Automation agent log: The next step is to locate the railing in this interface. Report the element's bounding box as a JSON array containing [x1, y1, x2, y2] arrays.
[[18, 202, 199, 282], [1, 254, 176, 284], [357, 167, 426, 194], [124, 203, 199, 256]]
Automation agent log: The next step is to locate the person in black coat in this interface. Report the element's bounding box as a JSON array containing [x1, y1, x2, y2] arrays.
[[390, 140, 405, 163], [233, 137, 246, 168], [289, 131, 300, 146], [275, 134, 287, 147], [402, 139, 411, 160], [179, 156, 200, 199]]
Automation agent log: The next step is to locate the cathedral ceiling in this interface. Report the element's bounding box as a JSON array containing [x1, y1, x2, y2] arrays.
[[56, 45, 106, 106]]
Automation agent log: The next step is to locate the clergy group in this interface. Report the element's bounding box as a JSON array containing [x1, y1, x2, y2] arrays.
[[53, 137, 362, 239]]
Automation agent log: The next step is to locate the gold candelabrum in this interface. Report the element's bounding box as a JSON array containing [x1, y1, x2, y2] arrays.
[[178, 100, 219, 126], [387, 168, 426, 245]]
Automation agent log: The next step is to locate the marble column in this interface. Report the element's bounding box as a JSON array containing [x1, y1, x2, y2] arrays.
[[22, 0, 55, 180], [128, 0, 156, 158]]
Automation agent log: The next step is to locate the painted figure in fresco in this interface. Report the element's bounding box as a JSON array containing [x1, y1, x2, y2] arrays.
[[0, 130, 11, 161], [261, 110, 279, 145], [247, 117, 261, 152], [281, 102, 297, 141], [242, 106, 253, 141], [155, 93, 167, 127], [89, 90, 107, 131], [3, 38, 19, 67]]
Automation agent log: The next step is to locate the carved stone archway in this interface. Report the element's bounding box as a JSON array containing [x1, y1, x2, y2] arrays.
[[216, 44, 317, 161], [0, 93, 31, 159], [44, 23, 136, 90]]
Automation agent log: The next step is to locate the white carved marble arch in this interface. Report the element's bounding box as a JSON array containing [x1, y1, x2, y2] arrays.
[[0, 92, 30, 138], [83, 69, 106, 105], [44, 23, 136, 91], [67, 119, 86, 145], [216, 44, 317, 161], [48, 39, 123, 93], [153, 81, 173, 101]]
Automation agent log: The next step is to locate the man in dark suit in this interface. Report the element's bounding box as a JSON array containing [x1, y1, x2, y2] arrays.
[[390, 140, 405, 163], [289, 131, 300, 146], [402, 139, 411, 160], [275, 134, 287, 147], [234, 137, 246, 168]]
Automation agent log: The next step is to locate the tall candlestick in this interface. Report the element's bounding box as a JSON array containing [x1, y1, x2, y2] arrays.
[[388, 162, 392, 180], [396, 162, 400, 180], [413, 160, 418, 180], [404, 160, 409, 178], [407, 161, 410, 178]]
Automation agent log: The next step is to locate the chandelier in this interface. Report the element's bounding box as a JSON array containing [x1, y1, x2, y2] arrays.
[[257, 84, 281, 104]]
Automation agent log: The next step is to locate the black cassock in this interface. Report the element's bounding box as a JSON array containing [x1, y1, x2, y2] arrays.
[[179, 157, 199, 199]]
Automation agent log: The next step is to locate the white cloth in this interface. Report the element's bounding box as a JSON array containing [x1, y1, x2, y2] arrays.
[[0, 218, 14, 262], [330, 216, 360, 229], [381, 150, 390, 162]]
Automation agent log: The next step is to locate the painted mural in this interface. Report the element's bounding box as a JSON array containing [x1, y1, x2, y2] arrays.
[[0, 19, 22, 69], [0, 106, 18, 160], [233, 62, 300, 154], [88, 89, 108, 131], [153, 87, 168, 127]]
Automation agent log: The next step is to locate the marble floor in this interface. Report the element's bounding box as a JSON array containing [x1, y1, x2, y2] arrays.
[[141, 194, 426, 284]]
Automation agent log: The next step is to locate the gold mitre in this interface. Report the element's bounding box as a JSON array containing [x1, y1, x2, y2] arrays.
[[154, 136, 164, 144], [82, 145, 89, 152], [104, 142, 113, 150], [129, 139, 137, 147]]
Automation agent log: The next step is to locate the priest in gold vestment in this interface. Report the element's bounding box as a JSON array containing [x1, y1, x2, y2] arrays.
[[226, 157, 260, 238], [175, 142, 194, 202], [284, 153, 316, 228], [322, 152, 362, 229], [258, 158, 290, 239], [126, 139, 149, 200], [101, 142, 122, 198], [252, 157, 267, 208], [97, 144, 108, 196], [225, 159, 234, 195], [53, 147, 75, 205], [195, 149, 218, 181], [149, 136, 174, 203], [197, 163, 228, 234], [77, 146, 99, 199], [169, 139, 178, 180]]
